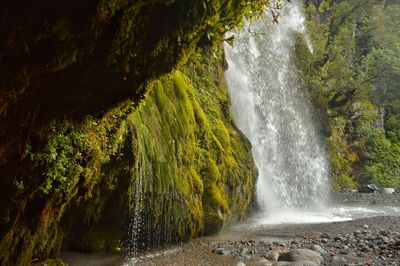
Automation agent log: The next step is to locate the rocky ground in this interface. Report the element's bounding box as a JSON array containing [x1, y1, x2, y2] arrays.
[[205, 216, 400, 266], [62, 192, 400, 266]]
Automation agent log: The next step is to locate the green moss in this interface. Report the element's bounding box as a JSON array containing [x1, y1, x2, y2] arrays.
[[120, 46, 256, 245], [153, 81, 167, 113], [173, 71, 193, 99], [214, 119, 231, 149], [203, 212, 224, 235], [193, 100, 208, 126]]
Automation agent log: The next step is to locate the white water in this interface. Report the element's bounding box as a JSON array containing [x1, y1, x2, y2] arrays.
[[225, 3, 330, 217], [229, 204, 400, 230]]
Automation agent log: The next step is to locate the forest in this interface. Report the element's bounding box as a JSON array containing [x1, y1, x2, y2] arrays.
[[298, 0, 400, 189]]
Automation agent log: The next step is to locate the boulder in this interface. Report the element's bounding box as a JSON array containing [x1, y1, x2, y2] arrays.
[[359, 184, 379, 193], [240, 247, 249, 257], [328, 256, 347, 266], [266, 251, 280, 261], [279, 249, 323, 265], [310, 245, 328, 256], [382, 188, 395, 194]]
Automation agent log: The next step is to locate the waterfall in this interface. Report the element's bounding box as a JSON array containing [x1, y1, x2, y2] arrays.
[[224, 3, 329, 215]]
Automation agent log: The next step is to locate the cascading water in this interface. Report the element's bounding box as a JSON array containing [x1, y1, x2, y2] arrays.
[[224, 3, 330, 215]]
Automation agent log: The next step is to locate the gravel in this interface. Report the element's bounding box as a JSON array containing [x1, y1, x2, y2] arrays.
[[63, 192, 400, 266]]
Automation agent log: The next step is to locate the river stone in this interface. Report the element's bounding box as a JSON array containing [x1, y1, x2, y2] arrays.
[[359, 184, 379, 193], [310, 245, 328, 256], [255, 259, 274, 266], [266, 251, 280, 261], [278, 249, 323, 265], [273, 262, 292, 266], [328, 256, 347, 266], [379, 229, 389, 236], [320, 233, 331, 239], [240, 247, 249, 256], [213, 247, 230, 256], [382, 188, 395, 194], [273, 261, 318, 266]]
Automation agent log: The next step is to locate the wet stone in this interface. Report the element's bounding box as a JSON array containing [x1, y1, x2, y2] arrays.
[[328, 256, 347, 266], [279, 249, 323, 265], [310, 245, 328, 257], [213, 247, 231, 256], [320, 233, 330, 239], [240, 247, 249, 256], [266, 251, 280, 261]]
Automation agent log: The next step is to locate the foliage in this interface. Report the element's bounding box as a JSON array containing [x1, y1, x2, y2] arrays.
[[297, 0, 400, 190], [358, 129, 400, 187], [29, 122, 87, 194]]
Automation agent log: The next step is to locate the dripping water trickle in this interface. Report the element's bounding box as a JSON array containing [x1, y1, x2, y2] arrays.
[[125, 150, 145, 256]]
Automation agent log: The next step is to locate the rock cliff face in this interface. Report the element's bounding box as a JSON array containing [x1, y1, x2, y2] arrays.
[[0, 0, 252, 164], [0, 1, 258, 264]]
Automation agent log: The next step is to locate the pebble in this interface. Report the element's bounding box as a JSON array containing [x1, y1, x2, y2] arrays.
[[266, 251, 280, 261], [320, 233, 330, 239], [310, 245, 328, 256], [240, 247, 249, 256], [328, 256, 347, 266], [213, 247, 230, 256]]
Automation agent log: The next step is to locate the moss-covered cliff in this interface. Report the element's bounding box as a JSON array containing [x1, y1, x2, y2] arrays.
[[60, 47, 256, 255], [0, 44, 256, 266], [0, 1, 265, 264]]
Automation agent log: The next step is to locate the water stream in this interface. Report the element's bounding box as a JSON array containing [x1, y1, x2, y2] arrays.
[[225, 3, 329, 218]]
